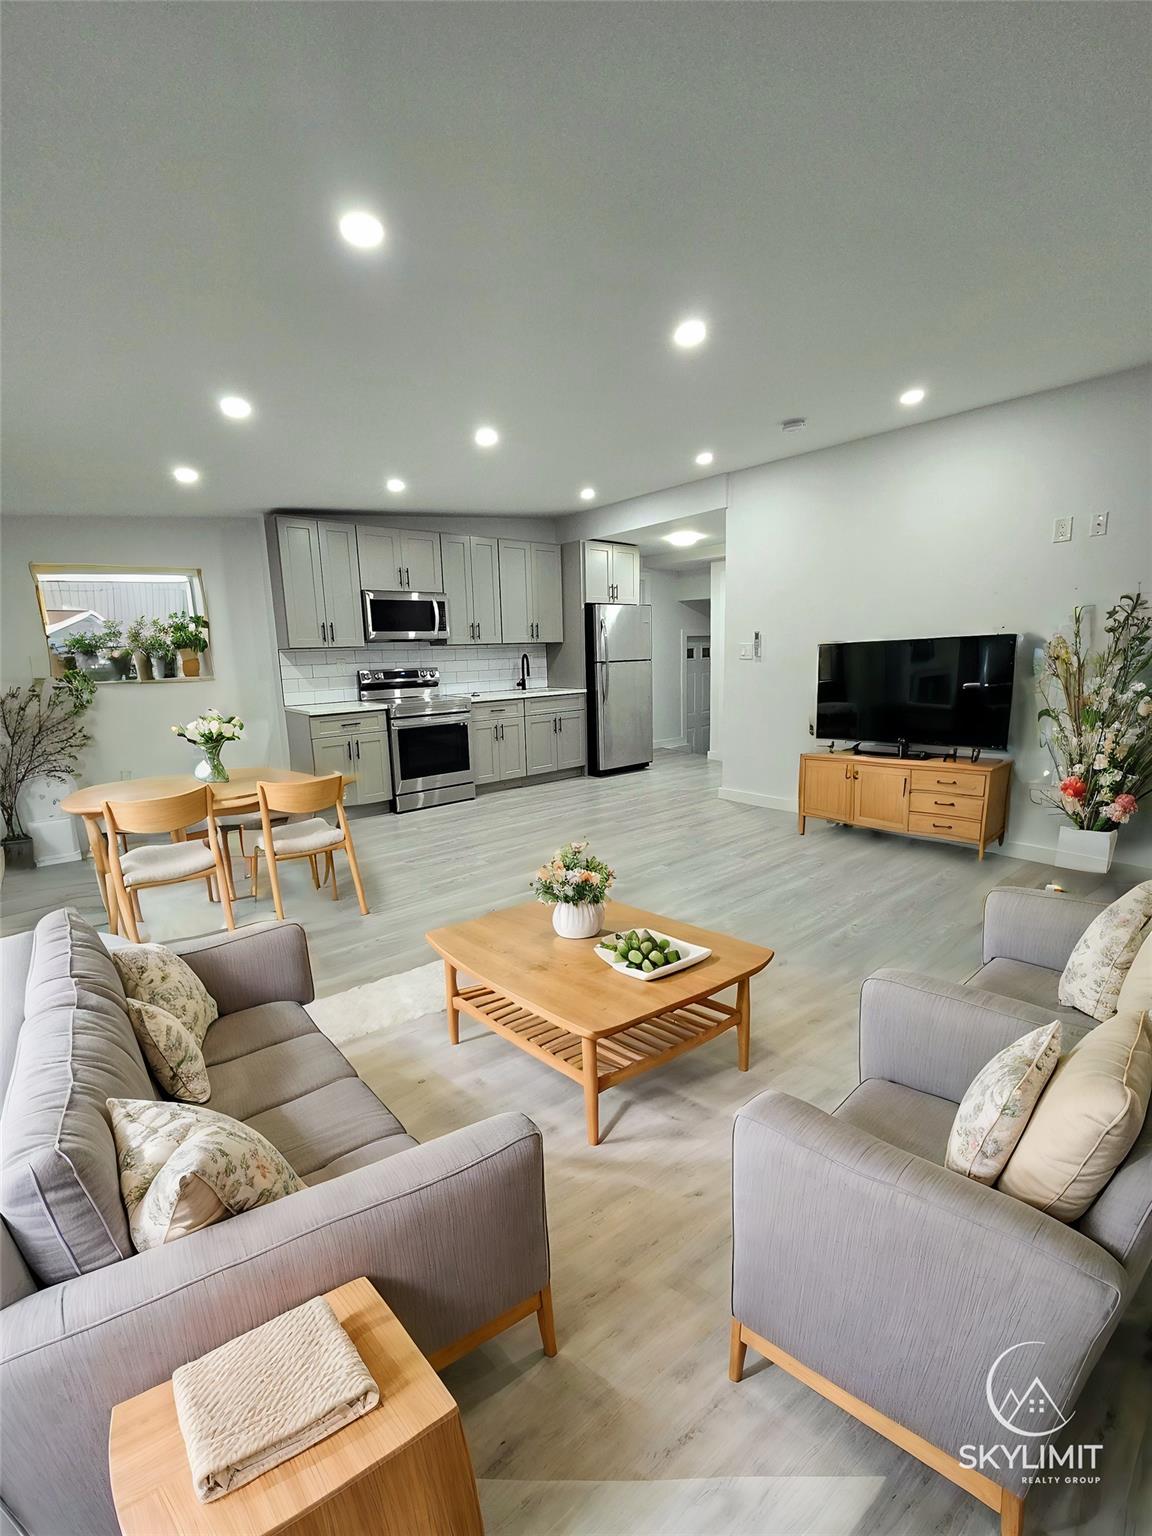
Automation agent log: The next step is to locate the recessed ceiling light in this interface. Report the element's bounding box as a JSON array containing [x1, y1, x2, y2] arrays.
[[474, 425, 499, 448], [218, 395, 252, 420], [338, 210, 385, 249], [672, 317, 707, 349], [579, 487, 596, 501], [664, 530, 706, 547], [899, 386, 926, 407], [385, 477, 406, 493], [694, 450, 714, 467], [172, 466, 200, 485]]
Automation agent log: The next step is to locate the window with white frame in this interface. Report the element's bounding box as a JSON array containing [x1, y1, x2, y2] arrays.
[[31, 564, 212, 682]]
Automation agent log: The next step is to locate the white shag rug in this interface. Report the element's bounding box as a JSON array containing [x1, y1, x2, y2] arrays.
[[306, 960, 453, 1045]]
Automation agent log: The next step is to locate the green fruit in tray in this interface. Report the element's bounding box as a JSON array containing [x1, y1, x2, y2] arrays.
[[665, 949, 681, 963], [658, 937, 671, 951], [639, 941, 654, 956], [648, 950, 665, 967], [627, 949, 644, 965], [641, 958, 655, 972]]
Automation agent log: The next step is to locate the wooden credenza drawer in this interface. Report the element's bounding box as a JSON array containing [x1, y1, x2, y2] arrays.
[[908, 810, 981, 843], [909, 768, 984, 797], [909, 789, 982, 821]]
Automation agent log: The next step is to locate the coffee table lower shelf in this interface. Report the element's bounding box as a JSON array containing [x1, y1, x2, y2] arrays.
[[450, 978, 747, 1144]]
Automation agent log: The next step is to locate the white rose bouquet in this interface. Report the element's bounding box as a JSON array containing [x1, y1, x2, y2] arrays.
[[171, 708, 245, 782]]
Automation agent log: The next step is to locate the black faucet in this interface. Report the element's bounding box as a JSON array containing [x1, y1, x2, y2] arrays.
[[516, 652, 531, 690]]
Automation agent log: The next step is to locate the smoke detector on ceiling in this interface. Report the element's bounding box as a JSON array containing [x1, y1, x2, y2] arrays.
[[780, 417, 807, 433]]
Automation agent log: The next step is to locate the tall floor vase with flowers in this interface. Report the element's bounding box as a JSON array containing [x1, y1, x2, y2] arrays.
[[1037, 593, 1152, 872]]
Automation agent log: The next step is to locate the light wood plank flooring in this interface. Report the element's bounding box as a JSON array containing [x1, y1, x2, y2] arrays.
[[3, 752, 1148, 1534]]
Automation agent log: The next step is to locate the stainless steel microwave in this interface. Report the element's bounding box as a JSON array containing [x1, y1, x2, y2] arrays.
[[362, 590, 450, 643]]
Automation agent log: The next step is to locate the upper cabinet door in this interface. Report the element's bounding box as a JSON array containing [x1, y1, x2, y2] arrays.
[[531, 544, 563, 641], [356, 526, 403, 590], [398, 530, 442, 592], [317, 522, 362, 648], [440, 533, 475, 644], [497, 540, 533, 643], [277, 518, 327, 648], [610, 544, 641, 605], [470, 536, 501, 644], [584, 541, 612, 604]]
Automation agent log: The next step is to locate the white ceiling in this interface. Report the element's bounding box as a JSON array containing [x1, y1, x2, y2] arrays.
[[3, 3, 1149, 519]]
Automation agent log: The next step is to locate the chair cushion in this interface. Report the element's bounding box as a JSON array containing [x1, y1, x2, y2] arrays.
[[1059, 881, 1152, 1021], [205, 1034, 356, 1122], [245, 1078, 415, 1180], [107, 1098, 305, 1252], [999, 1009, 1152, 1220], [968, 958, 1092, 1030], [945, 1021, 1061, 1184], [0, 909, 153, 1285], [202, 1001, 317, 1067], [256, 818, 342, 854], [119, 840, 217, 886], [834, 1079, 958, 1164]]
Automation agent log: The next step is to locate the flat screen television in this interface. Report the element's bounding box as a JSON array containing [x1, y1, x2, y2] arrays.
[[816, 633, 1018, 752]]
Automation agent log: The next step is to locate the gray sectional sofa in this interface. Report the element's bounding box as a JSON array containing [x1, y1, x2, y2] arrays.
[[0, 909, 551, 1536], [731, 886, 1152, 1536]]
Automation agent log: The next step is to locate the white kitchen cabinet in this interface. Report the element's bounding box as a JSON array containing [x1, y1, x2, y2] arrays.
[[470, 718, 499, 786], [524, 698, 587, 775], [442, 534, 502, 644], [288, 712, 393, 806], [497, 714, 526, 778], [356, 525, 442, 592], [582, 540, 640, 604], [555, 705, 587, 770], [276, 517, 361, 648], [525, 713, 558, 776], [311, 735, 353, 784], [531, 543, 563, 641], [498, 539, 563, 642]]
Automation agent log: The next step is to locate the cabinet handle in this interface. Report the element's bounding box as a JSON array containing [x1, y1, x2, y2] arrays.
[[405, 567, 410, 589], [938, 778, 958, 786], [553, 717, 557, 733], [934, 799, 955, 807], [346, 741, 353, 763], [902, 779, 907, 797], [355, 740, 361, 759], [559, 716, 563, 733], [330, 622, 336, 643], [398, 566, 403, 587], [932, 822, 953, 829], [844, 765, 850, 779], [477, 621, 481, 639]]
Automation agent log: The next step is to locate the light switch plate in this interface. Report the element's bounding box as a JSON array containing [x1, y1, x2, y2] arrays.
[[1052, 516, 1073, 544], [1091, 511, 1109, 537], [739, 644, 753, 660]]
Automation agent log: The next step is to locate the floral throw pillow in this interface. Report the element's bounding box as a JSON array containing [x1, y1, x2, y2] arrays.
[[112, 944, 218, 1043], [946, 1022, 1062, 1184], [1059, 883, 1152, 1022], [107, 1098, 305, 1252], [125, 998, 210, 1104]]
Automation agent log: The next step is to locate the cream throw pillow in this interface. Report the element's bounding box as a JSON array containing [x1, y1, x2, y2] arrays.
[[125, 998, 210, 1103], [945, 1021, 1061, 1183], [107, 1098, 305, 1252], [1116, 923, 1152, 1017], [112, 944, 218, 1042], [998, 1010, 1152, 1221], [1059, 883, 1152, 1022]]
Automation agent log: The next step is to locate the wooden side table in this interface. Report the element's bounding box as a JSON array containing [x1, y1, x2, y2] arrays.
[[108, 1278, 485, 1536]]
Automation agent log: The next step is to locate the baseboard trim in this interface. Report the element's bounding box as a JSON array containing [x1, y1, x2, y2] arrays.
[[655, 736, 688, 750], [33, 850, 83, 868], [707, 750, 722, 763], [718, 787, 794, 812]]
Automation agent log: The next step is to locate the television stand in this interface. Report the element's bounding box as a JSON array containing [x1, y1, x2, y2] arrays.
[[797, 751, 1013, 860]]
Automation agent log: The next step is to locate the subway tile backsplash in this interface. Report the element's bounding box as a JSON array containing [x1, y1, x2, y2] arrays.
[[279, 644, 550, 706]]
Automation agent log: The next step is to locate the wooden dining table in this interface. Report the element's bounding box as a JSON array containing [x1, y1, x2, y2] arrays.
[[61, 768, 322, 934]]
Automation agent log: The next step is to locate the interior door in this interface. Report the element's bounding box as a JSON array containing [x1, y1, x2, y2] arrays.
[[470, 537, 501, 643], [610, 544, 641, 605], [853, 763, 910, 829], [555, 708, 586, 770], [800, 757, 854, 822], [497, 540, 532, 643], [317, 522, 361, 647], [584, 542, 612, 603], [525, 713, 558, 776], [350, 732, 391, 803], [355, 526, 403, 591], [440, 534, 475, 643], [277, 518, 326, 647], [531, 544, 563, 641], [399, 530, 442, 592], [684, 636, 711, 754]]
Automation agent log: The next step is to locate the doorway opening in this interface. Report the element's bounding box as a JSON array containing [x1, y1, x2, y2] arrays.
[[684, 635, 711, 754]]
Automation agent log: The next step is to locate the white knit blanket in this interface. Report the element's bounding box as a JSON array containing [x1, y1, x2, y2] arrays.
[[173, 1297, 380, 1502]]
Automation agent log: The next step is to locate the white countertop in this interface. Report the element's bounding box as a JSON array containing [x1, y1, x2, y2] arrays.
[[286, 687, 585, 717]]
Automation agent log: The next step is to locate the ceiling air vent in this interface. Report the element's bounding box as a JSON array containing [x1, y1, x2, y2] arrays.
[[780, 417, 807, 433]]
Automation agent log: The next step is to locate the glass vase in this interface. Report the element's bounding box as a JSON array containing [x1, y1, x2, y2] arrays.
[[194, 745, 229, 783]]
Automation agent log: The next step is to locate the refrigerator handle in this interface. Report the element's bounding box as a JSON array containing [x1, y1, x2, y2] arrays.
[[598, 616, 607, 665]]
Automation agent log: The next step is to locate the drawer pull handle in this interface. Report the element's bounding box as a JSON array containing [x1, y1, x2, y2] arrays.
[[932, 822, 953, 829], [937, 778, 958, 785], [935, 800, 955, 807]]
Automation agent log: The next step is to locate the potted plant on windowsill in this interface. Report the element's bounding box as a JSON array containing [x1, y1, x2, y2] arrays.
[[0, 672, 94, 872], [147, 619, 178, 679], [99, 621, 133, 681], [169, 611, 210, 678], [1037, 592, 1152, 873], [531, 840, 616, 938], [68, 628, 115, 681], [125, 616, 153, 681]]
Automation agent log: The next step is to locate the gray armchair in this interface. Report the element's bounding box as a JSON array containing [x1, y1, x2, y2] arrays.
[[730, 887, 1152, 1536]]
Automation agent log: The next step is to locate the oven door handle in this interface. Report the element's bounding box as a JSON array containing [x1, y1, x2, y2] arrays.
[[389, 713, 471, 729]]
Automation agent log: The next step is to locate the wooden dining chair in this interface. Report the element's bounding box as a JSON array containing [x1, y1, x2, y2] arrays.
[[102, 787, 235, 944], [248, 774, 369, 920]]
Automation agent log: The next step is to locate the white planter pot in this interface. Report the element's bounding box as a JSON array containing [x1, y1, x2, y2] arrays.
[[551, 902, 604, 940], [1054, 826, 1118, 874]]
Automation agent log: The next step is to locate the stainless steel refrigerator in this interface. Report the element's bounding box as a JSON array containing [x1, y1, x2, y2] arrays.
[[586, 603, 653, 774]]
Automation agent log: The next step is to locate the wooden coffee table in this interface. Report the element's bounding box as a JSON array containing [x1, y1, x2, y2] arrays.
[[426, 901, 774, 1144]]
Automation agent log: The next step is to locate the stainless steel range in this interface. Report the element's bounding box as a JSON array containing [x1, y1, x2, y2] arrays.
[[357, 667, 475, 813]]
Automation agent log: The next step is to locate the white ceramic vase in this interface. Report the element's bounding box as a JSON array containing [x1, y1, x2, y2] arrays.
[[552, 902, 604, 940], [1054, 825, 1118, 874]]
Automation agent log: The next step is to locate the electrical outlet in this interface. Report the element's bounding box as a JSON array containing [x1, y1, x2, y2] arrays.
[[1091, 511, 1109, 537], [1052, 516, 1073, 544]]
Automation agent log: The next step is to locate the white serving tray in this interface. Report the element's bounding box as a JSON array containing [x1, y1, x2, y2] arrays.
[[594, 927, 711, 982]]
